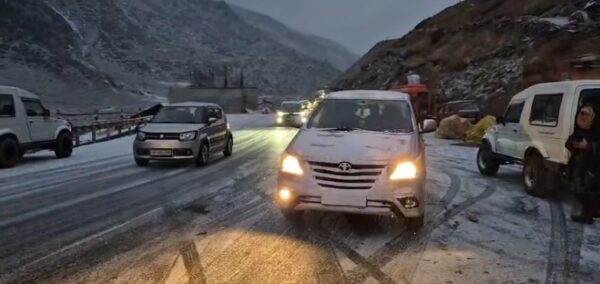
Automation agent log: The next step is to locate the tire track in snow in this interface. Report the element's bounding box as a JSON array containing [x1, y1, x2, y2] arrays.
[[347, 177, 496, 283], [545, 199, 584, 284]]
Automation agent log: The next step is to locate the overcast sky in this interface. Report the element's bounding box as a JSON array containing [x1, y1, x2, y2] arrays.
[[225, 0, 459, 55]]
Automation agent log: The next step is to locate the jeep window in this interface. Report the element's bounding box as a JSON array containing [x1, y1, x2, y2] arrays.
[[529, 94, 563, 127], [22, 99, 46, 117], [151, 106, 206, 124], [504, 101, 524, 123], [307, 99, 414, 133], [280, 102, 302, 113], [0, 94, 15, 117]]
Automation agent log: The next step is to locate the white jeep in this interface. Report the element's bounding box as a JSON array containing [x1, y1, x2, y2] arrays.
[[0, 86, 73, 168], [477, 80, 600, 196]]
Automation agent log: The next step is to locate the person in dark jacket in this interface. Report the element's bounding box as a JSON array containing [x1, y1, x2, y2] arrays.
[[566, 104, 600, 224]]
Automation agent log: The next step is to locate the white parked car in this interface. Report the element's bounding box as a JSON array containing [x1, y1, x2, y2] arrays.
[[0, 86, 73, 168], [276, 90, 435, 230], [477, 80, 600, 196]]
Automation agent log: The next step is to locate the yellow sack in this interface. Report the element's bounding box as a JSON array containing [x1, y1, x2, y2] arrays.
[[464, 115, 496, 144], [435, 115, 473, 139]]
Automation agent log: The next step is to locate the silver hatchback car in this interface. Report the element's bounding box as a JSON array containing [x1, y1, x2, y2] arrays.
[[133, 102, 233, 167]]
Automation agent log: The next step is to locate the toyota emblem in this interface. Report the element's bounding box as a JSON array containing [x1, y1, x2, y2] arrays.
[[338, 162, 352, 172], [159, 134, 164, 139]]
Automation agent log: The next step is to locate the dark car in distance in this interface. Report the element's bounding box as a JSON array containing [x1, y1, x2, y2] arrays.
[[436, 100, 481, 123]]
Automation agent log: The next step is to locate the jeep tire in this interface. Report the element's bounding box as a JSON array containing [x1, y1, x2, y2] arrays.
[[0, 137, 20, 168], [523, 152, 548, 197], [477, 142, 500, 176], [55, 131, 74, 159]]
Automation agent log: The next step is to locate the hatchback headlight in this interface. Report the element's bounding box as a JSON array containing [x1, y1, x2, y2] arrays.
[[179, 131, 197, 141], [136, 132, 146, 141], [390, 161, 417, 180], [281, 154, 303, 175]]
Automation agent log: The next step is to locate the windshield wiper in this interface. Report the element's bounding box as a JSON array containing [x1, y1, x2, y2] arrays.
[[322, 126, 361, 132]]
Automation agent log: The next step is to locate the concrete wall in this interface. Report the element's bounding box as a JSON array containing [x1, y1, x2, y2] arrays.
[[169, 88, 258, 113]]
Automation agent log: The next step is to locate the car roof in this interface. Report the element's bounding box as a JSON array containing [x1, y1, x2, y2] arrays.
[[166, 101, 221, 108], [325, 90, 409, 101], [513, 80, 600, 100], [442, 100, 477, 105], [0, 85, 40, 100]]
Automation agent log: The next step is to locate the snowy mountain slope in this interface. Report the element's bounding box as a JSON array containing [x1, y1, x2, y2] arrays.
[[0, 0, 343, 110], [231, 5, 358, 71], [335, 0, 600, 115]]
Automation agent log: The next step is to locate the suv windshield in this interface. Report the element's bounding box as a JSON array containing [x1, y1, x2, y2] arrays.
[[151, 106, 206, 124], [281, 102, 302, 113], [307, 99, 414, 132]]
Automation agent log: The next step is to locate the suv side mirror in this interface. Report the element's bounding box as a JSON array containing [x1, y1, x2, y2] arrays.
[[43, 109, 50, 117], [207, 117, 217, 124], [496, 116, 504, 125]]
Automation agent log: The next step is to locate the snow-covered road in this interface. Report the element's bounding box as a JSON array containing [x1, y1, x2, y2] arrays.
[[1, 116, 600, 284]]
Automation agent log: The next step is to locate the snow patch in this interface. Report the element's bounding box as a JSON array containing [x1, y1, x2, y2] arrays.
[[46, 4, 83, 39], [539, 17, 570, 27]]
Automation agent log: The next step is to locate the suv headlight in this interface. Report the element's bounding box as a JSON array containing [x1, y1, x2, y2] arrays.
[[277, 111, 284, 117], [136, 132, 147, 141], [281, 154, 303, 175], [179, 131, 197, 141], [389, 161, 417, 180]]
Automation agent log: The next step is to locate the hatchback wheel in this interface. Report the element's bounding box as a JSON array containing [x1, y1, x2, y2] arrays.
[[223, 135, 233, 157], [196, 142, 210, 167], [523, 152, 547, 197], [477, 142, 500, 176]]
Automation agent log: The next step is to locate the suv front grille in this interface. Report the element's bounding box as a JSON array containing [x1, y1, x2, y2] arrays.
[[308, 161, 385, 190], [145, 133, 180, 140]]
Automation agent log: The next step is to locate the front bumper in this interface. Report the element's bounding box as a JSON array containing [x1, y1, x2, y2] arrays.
[[276, 173, 425, 219], [133, 139, 200, 160], [277, 114, 304, 126]]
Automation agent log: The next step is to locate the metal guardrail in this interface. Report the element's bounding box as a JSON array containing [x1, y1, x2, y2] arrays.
[[70, 116, 152, 147]]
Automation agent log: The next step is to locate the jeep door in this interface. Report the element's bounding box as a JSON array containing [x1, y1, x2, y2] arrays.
[[0, 94, 30, 141], [496, 101, 525, 158], [523, 94, 565, 162], [21, 98, 53, 142]]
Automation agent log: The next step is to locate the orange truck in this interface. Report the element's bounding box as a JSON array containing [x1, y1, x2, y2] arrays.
[[389, 75, 434, 122]]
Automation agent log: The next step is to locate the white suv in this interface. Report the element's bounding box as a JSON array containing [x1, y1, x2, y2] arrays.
[[477, 80, 600, 196], [0, 86, 73, 168], [276, 90, 430, 230]]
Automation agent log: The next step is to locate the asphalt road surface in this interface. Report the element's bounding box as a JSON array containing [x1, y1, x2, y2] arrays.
[[1, 117, 600, 284]]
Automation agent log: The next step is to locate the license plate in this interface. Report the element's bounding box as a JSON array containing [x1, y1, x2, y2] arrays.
[[322, 193, 366, 207], [150, 149, 173, 157]]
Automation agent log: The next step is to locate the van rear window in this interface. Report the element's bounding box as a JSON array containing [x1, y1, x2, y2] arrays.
[[579, 89, 600, 109], [0, 94, 15, 117]]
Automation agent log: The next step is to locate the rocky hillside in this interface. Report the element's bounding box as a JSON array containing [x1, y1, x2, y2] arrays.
[[0, 0, 354, 110], [336, 0, 600, 115]]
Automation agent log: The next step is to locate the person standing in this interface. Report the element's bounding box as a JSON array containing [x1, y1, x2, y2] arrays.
[[566, 105, 600, 224]]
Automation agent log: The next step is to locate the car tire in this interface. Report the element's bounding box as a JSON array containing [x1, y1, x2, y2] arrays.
[[477, 142, 500, 176], [0, 137, 20, 168], [135, 158, 149, 167], [55, 131, 74, 159], [405, 216, 425, 231], [196, 142, 210, 167], [523, 152, 548, 197], [223, 135, 233, 157]]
